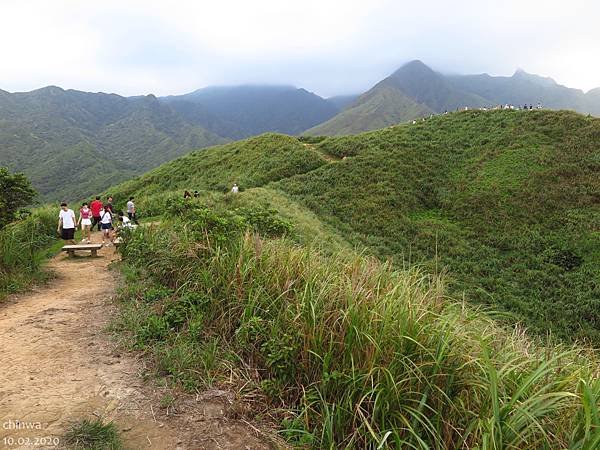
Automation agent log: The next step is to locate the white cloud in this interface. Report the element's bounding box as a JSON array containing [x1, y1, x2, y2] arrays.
[[0, 0, 598, 96]]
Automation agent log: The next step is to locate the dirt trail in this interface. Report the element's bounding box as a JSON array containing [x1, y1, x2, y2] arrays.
[[0, 232, 275, 450]]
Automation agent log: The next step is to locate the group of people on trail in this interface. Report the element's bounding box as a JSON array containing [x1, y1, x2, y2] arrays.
[[57, 195, 138, 246]]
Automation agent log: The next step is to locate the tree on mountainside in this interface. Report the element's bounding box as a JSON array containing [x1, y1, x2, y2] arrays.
[[0, 167, 36, 228]]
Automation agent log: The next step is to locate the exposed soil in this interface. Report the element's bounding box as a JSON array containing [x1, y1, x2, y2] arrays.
[[0, 232, 278, 450]]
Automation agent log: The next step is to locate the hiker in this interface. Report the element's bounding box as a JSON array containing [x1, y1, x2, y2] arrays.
[[57, 202, 76, 245], [105, 196, 115, 214], [126, 196, 138, 224], [184, 190, 192, 199], [100, 205, 113, 246], [77, 202, 93, 243], [90, 196, 103, 232], [231, 183, 239, 194], [193, 191, 199, 198]]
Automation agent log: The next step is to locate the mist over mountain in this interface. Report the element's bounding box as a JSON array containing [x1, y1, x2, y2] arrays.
[[326, 94, 360, 111], [162, 85, 339, 138], [307, 60, 600, 135]]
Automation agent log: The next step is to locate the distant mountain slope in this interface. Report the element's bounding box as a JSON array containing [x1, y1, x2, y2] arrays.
[[385, 60, 488, 112], [0, 87, 225, 200], [306, 83, 433, 135], [162, 85, 339, 138], [306, 60, 488, 135], [307, 60, 600, 136], [108, 109, 600, 344]]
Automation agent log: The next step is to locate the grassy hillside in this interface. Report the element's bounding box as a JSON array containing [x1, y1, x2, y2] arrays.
[[109, 110, 600, 344], [110, 133, 329, 198], [113, 205, 600, 449]]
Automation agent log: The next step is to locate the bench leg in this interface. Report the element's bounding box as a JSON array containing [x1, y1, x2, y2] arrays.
[[91, 249, 97, 257], [68, 250, 75, 258]]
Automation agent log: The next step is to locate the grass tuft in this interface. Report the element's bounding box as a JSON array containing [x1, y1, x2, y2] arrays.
[[63, 418, 123, 450]]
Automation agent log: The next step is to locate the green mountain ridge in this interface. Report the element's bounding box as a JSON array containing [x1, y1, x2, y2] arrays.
[[109, 109, 600, 344], [307, 60, 600, 135], [0, 87, 226, 201]]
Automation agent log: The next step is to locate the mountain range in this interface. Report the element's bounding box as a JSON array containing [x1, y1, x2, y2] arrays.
[[306, 60, 600, 135], [1, 60, 599, 200], [162, 85, 339, 139]]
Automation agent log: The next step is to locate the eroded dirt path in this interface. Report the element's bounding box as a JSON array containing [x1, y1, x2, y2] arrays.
[[0, 232, 276, 450]]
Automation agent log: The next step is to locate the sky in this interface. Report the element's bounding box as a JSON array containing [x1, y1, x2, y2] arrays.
[[1, 0, 599, 98]]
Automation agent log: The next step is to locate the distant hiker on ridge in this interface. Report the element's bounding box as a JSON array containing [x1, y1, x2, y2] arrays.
[[193, 191, 199, 198], [57, 202, 76, 245], [231, 183, 239, 194], [184, 190, 192, 199]]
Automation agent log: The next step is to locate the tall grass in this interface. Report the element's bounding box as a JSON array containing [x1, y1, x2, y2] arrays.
[[114, 209, 600, 449], [0, 207, 57, 297]]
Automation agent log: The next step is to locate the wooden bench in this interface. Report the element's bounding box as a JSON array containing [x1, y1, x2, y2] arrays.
[[61, 244, 103, 257]]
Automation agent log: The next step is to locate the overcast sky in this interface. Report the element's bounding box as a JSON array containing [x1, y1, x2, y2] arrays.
[[1, 0, 598, 97]]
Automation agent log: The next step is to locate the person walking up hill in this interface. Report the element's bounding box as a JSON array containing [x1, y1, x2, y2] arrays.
[[90, 196, 103, 232]]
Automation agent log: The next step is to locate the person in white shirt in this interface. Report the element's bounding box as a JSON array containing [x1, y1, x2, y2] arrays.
[[231, 183, 239, 194], [57, 202, 76, 245], [119, 212, 137, 229], [100, 206, 114, 246], [126, 196, 139, 224]]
